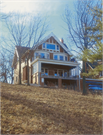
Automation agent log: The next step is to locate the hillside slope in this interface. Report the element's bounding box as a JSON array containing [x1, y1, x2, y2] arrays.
[[1, 83, 102, 134]]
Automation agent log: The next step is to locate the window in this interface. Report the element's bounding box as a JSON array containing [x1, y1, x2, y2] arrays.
[[45, 69, 48, 75], [60, 56, 63, 61], [64, 70, 68, 77], [57, 45, 59, 50], [54, 55, 58, 60], [47, 44, 55, 50], [35, 52, 39, 58], [43, 43, 45, 48], [47, 53, 49, 59], [54, 70, 58, 76], [65, 56, 67, 61], [58, 70, 63, 77], [40, 53, 45, 58], [41, 68, 44, 73]]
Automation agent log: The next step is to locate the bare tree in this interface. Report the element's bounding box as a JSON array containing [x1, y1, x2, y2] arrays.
[[0, 51, 13, 83], [64, 0, 101, 94], [1, 12, 49, 85]]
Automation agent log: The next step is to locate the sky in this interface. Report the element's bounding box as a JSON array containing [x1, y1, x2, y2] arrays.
[[1, 0, 75, 46], [1, 0, 82, 67]]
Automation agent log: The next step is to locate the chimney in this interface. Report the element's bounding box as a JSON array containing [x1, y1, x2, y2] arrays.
[[60, 38, 64, 43]]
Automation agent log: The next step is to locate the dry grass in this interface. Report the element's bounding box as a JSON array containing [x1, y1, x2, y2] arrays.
[[1, 82, 102, 134]]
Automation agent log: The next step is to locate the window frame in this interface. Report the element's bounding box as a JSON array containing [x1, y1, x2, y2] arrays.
[[57, 45, 59, 51], [40, 53, 45, 58], [46, 43, 55, 50], [54, 54, 58, 60], [35, 52, 39, 58], [59, 55, 64, 61], [47, 53, 50, 59], [65, 56, 67, 61], [43, 43, 45, 49], [45, 68, 48, 76]]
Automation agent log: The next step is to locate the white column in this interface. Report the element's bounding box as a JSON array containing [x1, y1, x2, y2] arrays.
[[38, 61, 41, 85], [77, 65, 80, 91]]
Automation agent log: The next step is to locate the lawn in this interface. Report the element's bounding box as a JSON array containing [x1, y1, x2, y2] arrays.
[[1, 82, 102, 134]]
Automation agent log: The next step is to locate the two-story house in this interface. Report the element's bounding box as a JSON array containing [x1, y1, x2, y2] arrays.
[[12, 33, 80, 89]]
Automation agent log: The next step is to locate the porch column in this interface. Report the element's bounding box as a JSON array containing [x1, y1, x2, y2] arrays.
[[38, 61, 41, 86], [58, 78, 62, 88], [76, 65, 80, 91]]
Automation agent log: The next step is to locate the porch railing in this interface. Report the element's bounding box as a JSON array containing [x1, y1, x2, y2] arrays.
[[41, 72, 77, 79]]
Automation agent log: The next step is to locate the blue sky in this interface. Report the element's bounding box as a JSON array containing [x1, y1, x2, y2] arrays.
[[1, 0, 75, 46], [1, 0, 82, 68]]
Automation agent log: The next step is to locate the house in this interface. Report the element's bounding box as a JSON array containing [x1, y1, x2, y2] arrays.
[[12, 33, 80, 89], [84, 62, 103, 79], [80, 61, 103, 92]]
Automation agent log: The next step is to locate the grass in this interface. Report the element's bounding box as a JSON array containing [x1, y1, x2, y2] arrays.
[[1, 82, 102, 134]]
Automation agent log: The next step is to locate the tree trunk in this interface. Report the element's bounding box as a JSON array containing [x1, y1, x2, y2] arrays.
[[11, 67, 14, 84], [82, 61, 87, 95], [27, 57, 29, 85], [19, 56, 21, 84]]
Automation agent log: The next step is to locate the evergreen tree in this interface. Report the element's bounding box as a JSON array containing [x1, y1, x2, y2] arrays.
[[80, 6, 102, 78]]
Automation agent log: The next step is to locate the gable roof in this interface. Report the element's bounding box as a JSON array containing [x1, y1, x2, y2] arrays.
[[12, 46, 30, 67], [87, 62, 98, 69], [33, 32, 72, 56], [16, 46, 30, 57]]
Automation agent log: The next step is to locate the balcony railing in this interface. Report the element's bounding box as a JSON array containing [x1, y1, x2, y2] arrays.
[[31, 55, 74, 62], [41, 73, 77, 79]]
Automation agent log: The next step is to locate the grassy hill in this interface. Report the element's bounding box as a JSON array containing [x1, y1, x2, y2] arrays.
[[1, 82, 102, 134]]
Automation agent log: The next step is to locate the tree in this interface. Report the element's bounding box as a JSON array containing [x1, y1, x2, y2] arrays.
[[0, 51, 13, 83], [64, 0, 101, 94], [1, 13, 49, 84], [80, 6, 102, 78]]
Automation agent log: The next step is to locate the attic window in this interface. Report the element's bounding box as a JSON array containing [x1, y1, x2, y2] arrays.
[[57, 45, 59, 50], [47, 44, 55, 50]]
